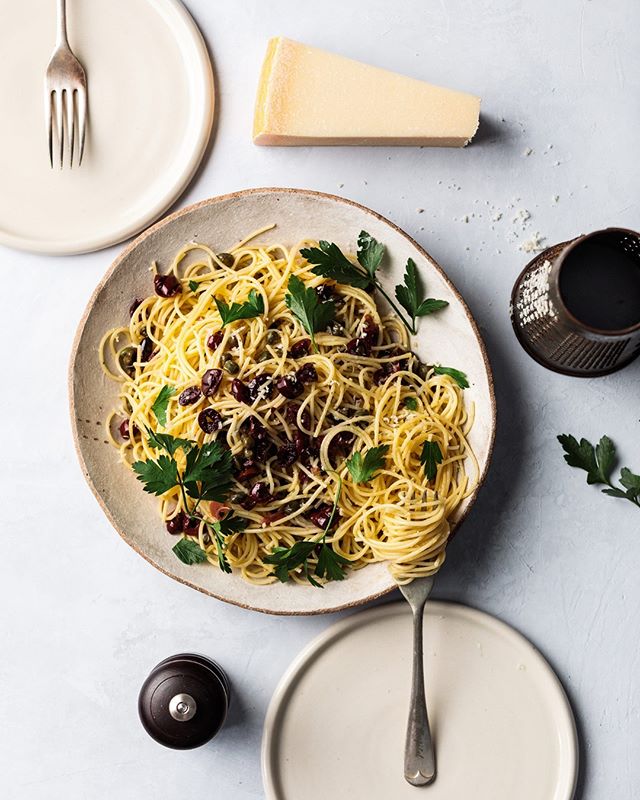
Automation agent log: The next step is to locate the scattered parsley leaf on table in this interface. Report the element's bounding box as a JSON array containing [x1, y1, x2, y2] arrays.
[[151, 385, 175, 427], [215, 289, 265, 327], [558, 434, 640, 508], [433, 365, 469, 389], [285, 274, 336, 352], [346, 445, 389, 484], [420, 441, 443, 481], [173, 538, 208, 565], [395, 258, 449, 334]]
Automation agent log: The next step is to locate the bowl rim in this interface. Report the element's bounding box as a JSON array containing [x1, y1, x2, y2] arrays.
[[68, 187, 497, 615]]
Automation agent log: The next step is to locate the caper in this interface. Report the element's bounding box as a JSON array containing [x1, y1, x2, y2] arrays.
[[118, 346, 137, 377], [223, 359, 239, 375], [202, 532, 211, 546], [257, 351, 271, 363], [229, 491, 245, 504], [216, 252, 235, 268], [327, 321, 344, 336], [240, 433, 255, 450], [283, 500, 302, 515], [266, 329, 280, 345], [416, 361, 429, 379]]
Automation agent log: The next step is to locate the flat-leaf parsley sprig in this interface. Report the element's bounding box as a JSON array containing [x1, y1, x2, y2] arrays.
[[264, 474, 348, 587], [285, 274, 336, 352], [132, 430, 246, 571], [301, 231, 449, 336], [558, 433, 640, 509], [215, 289, 265, 327]]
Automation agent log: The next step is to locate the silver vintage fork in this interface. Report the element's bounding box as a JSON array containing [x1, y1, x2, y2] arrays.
[[399, 576, 436, 786], [45, 0, 88, 168]]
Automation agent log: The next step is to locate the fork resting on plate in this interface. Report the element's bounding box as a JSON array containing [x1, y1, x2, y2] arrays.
[[45, 0, 87, 168]]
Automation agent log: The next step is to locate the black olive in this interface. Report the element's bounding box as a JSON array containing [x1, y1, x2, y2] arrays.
[[140, 337, 155, 363], [198, 408, 222, 434], [178, 386, 202, 406], [183, 516, 201, 536], [201, 368, 223, 397], [307, 502, 335, 529], [276, 442, 298, 467], [296, 363, 318, 385], [231, 379, 250, 405], [257, 351, 271, 362], [129, 298, 142, 317], [276, 374, 304, 399], [362, 314, 379, 345], [289, 339, 311, 358], [207, 331, 224, 351], [247, 374, 273, 402], [166, 512, 186, 535], [315, 284, 333, 303], [249, 481, 273, 504], [153, 273, 181, 298]]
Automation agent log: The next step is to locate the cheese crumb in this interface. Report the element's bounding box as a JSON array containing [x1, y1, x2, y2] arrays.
[[519, 232, 546, 253]]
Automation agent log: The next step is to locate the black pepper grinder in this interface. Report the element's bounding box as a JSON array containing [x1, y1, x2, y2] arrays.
[[138, 653, 230, 749]]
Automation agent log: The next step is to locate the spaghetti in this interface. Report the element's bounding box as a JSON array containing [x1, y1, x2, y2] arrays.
[[100, 231, 477, 585]]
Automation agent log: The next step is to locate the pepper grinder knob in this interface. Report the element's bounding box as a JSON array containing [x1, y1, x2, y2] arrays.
[[138, 653, 230, 750]]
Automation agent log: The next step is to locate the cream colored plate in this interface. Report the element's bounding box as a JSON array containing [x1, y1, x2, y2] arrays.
[[0, 0, 213, 255], [262, 602, 578, 800], [70, 188, 496, 615]]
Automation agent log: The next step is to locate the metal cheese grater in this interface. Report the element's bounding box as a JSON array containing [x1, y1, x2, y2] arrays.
[[510, 228, 640, 376]]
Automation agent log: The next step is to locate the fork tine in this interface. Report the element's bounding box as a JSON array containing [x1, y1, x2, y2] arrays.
[[53, 89, 64, 169], [65, 89, 76, 168], [47, 91, 54, 168], [76, 87, 87, 167]]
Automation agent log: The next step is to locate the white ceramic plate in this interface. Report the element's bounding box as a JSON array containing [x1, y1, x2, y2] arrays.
[[262, 602, 578, 800], [0, 0, 213, 255], [70, 188, 496, 614]]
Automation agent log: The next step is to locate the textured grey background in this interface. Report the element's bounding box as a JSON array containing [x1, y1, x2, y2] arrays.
[[1, 0, 638, 797]]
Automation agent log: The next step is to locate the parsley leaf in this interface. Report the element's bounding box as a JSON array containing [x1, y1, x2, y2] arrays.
[[420, 441, 443, 481], [315, 544, 349, 582], [346, 445, 389, 484], [265, 541, 318, 583], [173, 538, 208, 565], [395, 259, 449, 334], [357, 230, 385, 278], [404, 396, 418, 411], [285, 274, 336, 352], [433, 365, 469, 389], [207, 515, 248, 574], [151, 385, 175, 428], [301, 232, 449, 337], [558, 434, 640, 508], [215, 289, 265, 327], [188, 280, 199, 292], [147, 429, 194, 456], [132, 455, 179, 495], [301, 241, 372, 290], [183, 441, 233, 502]]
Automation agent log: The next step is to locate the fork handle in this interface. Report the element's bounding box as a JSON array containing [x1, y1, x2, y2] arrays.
[[56, 0, 69, 46], [404, 601, 436, 786]]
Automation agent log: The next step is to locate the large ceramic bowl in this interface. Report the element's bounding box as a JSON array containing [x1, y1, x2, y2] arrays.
[[70, 188, 496, 614]]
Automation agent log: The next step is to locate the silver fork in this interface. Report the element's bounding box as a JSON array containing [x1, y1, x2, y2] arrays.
[[45, 0, 88, 168], [399, 576, 436, 786]]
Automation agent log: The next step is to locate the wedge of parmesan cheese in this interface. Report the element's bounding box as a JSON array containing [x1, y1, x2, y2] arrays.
[[253, 37, 480, 147]]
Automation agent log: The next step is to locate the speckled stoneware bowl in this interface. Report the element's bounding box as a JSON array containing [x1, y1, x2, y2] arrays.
[[70, 188, 496, 615]]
